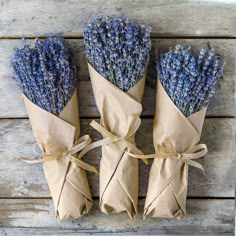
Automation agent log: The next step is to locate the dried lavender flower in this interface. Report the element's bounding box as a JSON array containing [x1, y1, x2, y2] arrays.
[[12, 35, 76, 115], [157, 45, 224, 117], [84, 15, 151, 92]]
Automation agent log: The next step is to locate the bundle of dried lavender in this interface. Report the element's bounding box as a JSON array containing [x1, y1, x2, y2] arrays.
[[12, 35, 76, 115], [82, 16, 151, 217], [84, 15, 151, 91], [157, 45, 224, 116], [142, 45, 224, 220], [11, 35, 97, 221]]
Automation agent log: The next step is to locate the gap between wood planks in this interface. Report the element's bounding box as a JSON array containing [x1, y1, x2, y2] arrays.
[[0, 35, 236, 40], [0, 197, 234, 200], [0, 116, 235, 120]]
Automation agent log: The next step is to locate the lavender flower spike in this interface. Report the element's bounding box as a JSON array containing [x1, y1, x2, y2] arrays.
[[84, 15, 151, 92], [12, 34, 76, 115], [157, 45, 224, 116]]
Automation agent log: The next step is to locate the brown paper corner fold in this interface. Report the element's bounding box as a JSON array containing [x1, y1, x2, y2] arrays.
[[23, 90, 93, 221], [144, 79, 207, 220], [88, 63, 146, 218]]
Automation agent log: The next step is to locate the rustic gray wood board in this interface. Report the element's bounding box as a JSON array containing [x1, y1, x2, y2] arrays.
[[0, 0, 236, 37], [0, 199, 234, 235], [0, 118, 234, 198], [0, 1, 235, 234], [0, 39, 235, 118]]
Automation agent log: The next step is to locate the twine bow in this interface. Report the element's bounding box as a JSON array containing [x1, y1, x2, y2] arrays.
[[127, 144, 207, 172], [19, 134, 98, 174], [77, 120, 148, 164]]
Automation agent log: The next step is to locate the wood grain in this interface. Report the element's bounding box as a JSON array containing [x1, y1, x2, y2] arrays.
[[0, 0, 236, 37], [0, 2, 235, 234], [0, 39, 235, 118], [0, 199, 234, 235], [0, 118, 234, 198]]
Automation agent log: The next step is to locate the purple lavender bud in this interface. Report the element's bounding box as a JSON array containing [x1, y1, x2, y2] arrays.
[[11, 35, 76, 115], [84, 15, 151, 92], [157, 45, 224, 116]]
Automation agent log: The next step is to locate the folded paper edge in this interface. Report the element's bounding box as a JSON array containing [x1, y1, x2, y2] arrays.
[[88, 63, 146, 106], [143, 80, 207, 219], [157, 79, 206, 138], [22, 90, 93, 221]]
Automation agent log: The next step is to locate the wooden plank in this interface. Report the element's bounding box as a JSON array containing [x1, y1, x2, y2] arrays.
[[0, 39, 235, 118], [0, 199, 234, 235], [0, 118, 234, 198], [0, 0, 236, 37]]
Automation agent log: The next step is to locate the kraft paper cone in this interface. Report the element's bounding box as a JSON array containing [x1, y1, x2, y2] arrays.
[[22, 90, 95, 221], [144, 79, 207, 219], [88, 63, 146, 218]]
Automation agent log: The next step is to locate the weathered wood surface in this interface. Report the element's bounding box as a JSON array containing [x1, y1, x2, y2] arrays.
[[0, 39, 235, 118], [0, 118, 234, 198], [0, 0, 236, 37], [0, 199, 234, 235], [0, 1, 235, 234]]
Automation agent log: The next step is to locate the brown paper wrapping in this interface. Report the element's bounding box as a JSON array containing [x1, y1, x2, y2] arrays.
[[88, 63, 146, 218], [143, 79, 207, 219], [22, 90, 96, 221]]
